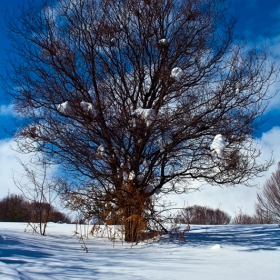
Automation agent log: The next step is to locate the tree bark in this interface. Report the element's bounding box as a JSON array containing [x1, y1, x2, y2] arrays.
[[124, 205, 142, 243]]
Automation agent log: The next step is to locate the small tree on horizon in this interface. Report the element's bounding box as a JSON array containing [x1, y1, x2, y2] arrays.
[[13, 157, 64, 235], [4, 0, 277, 242]]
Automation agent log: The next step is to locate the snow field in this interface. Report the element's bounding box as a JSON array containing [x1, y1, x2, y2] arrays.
[[0, 223, 279, 280]]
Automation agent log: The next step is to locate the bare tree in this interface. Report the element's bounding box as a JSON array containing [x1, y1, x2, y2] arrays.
[[256, 163, 280, 224], [231, 207, 256, 225], [13, 157, 62, 235], [254, 202, 274, 224], [4, 0, 277, 241]]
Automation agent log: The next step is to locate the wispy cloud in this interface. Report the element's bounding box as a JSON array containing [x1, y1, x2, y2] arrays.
[[0, 138, 27, 198], [0, 104, 16, 116], [0, 138, 66, 212]]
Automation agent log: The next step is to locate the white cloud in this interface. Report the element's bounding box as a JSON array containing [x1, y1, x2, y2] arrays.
[[0, 139, 26, 198], [0, 138, 66, 214], [0, 138, 43, 200], [261, 34, 280, 112], [266, 83, 280, 112], [168, 126, 280, 218], [0, 104, 16, 116]]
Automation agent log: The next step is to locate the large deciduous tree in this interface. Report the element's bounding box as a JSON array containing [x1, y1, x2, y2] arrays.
[[4, 0, 277, 241]]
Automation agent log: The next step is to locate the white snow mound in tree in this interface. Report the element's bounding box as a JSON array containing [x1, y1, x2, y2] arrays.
[[210, 134, 226, 158], [110, 38, 116, 45], [128, 171, 136, 181], [132, 108, 155, 126], [97, 145, 105, 157], [158, 38, 167, 45], [171, 67, 183, 81], [80, 101, 93, 114], [57, 101, 71, 115]]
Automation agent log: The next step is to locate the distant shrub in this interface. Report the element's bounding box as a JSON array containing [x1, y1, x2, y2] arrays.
[[0, 194, 29, 222], [231, 212, 256, 225], [0, 194, 70, 223], [176, 205, 231, 225], [231, 206, 275, 225]]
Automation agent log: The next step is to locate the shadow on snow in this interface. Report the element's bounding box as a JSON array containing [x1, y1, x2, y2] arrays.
[[160, 224, 280, 251], [0, 233, 52, 265]]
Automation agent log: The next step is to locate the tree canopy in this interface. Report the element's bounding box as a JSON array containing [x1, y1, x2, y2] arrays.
[[4, 0, 278, 241]]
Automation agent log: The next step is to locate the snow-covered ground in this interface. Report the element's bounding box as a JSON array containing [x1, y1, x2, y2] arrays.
[[0, 222, 279, 279]]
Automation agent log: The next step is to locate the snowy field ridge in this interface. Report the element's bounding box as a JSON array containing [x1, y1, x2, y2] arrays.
[[0, 223, 279, 279]]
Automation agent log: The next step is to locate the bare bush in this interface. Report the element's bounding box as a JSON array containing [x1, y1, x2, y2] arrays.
[[232, 212, 256, 225], [176, 205, 231, 225], [0, 193, 70, 225], [13, 157, 68, 235]]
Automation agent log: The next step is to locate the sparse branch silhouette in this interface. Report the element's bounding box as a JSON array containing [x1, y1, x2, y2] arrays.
[[256, 163, 280, 224]]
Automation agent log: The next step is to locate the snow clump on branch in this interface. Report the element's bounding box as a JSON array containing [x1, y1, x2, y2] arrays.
[[96, 144, 105, 157], [158, 38, 167, 45], [210, 134, 226, 158], [57, 101, 71, 115], [80, 101, 94, 114], [128, 171, 136, 181], [170, 67, 183, 81]]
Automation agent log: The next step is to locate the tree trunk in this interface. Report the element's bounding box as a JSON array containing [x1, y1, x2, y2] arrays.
[[124, 205, 145, 243], [125, 219, 138, 243]]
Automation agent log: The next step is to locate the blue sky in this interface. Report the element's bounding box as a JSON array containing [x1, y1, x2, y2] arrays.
[[1, 0, 280, 136], [0, 0, 280, 216]]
